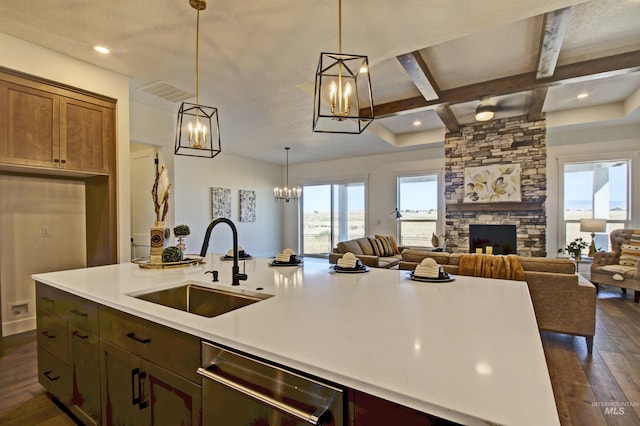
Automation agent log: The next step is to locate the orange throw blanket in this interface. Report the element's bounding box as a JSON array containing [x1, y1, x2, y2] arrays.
[[459, 254, 525, 281]]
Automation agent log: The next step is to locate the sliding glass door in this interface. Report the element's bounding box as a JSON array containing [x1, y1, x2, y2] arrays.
[[301, 182, 365, 256]]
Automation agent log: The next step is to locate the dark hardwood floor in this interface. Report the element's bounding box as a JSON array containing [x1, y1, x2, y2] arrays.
[[0, 285, 639, 425]]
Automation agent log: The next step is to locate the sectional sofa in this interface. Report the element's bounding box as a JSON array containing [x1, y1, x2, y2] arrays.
[[400, 250, 597, 353]]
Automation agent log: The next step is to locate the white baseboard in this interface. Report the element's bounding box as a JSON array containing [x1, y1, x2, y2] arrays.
[[2, 316, 36, 336]]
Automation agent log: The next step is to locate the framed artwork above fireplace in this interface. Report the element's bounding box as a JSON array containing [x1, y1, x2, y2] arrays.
[[464, 164, 521, 203]]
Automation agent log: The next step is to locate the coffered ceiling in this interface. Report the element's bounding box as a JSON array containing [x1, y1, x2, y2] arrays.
[[0, 0, 638, 164]]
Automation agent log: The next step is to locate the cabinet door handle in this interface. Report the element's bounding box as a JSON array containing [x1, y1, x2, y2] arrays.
[[126, 332, 151, 344], [42, 296, 54, 303], [41, 331, 56, 339], [72, 330, 89, 340], [44, 370, 60, 381], [138, 371, 148, 410], [60, 159, 66, 164], [131, 368, 140, 406], [53, 159, 60, 163], [70, 309, 88, 317]]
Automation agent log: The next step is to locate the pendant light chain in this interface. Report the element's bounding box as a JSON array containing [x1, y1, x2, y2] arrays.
[[338, 0, 342, 54], [286, 148, 290, 189], [195, 7, 200, 107]]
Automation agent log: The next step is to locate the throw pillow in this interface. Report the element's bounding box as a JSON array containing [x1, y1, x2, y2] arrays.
[[619, 243, 640, 267], [375, 234, 400, 254], [631, 230, 640, 247], [369, 237, 394, 257], [431, 232, 446, 248]]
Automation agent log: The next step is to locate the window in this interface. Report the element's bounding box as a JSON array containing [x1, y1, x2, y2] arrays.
[[563, 160, 630, 252], [301, 182, 365, 256], [397, 174, 439, 247]]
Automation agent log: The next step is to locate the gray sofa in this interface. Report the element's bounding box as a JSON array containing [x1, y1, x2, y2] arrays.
[[400, 250, 597, 352], [329, 237, 407, 269]]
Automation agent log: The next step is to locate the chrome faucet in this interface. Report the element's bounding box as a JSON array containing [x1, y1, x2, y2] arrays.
[[199, 218, 248, 286]]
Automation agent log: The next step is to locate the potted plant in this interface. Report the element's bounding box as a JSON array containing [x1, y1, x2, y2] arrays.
[[173, 224, 190, 253], [566, 238, 588, 261]]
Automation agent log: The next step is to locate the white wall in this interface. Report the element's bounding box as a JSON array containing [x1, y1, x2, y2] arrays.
[[130, 101, 177, 230], [284, 146, 446, 251], [1, 176, 87, 335], [546, 122, 640, 255], [174, 153, 283, 258], [0, 32, 131, 262]]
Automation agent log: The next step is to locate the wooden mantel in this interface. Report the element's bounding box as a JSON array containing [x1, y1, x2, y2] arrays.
[[446, 202, 544, 212]]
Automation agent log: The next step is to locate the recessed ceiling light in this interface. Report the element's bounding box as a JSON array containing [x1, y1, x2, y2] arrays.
[[413, 120, 421, 126], [577, 93, 589, 99], [93, 45, 110, 54]]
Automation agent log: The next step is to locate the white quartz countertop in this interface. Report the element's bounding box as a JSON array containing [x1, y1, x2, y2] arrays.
[[33, 255, 559, 426]]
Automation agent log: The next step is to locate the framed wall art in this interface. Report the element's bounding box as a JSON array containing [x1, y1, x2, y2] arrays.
[[211, 187, 232, 219], [239, 190, 256, 222], [463, 164, 522, 203]]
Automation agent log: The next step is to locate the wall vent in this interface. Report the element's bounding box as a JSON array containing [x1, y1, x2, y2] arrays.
[[138, 81, 194, 103]]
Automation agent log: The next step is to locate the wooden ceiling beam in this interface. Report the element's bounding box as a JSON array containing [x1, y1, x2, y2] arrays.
[[536, 7, 572, 79], [435, 105, 460, 134], [527, 87, 548, 121], [370, 50, 640, 118], [396, 51, 440, 101]]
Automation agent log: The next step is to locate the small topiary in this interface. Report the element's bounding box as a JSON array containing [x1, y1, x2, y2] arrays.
[[162, 246, 184, 263], [173, 224, 191, 236]]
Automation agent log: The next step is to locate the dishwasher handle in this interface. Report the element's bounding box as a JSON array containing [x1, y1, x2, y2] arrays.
[[197, 366, 330, 425]]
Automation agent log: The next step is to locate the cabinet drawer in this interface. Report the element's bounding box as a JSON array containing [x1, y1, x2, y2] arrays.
[[99, 306, 200, 383], [38, 346, 71, 405], [36, 282, 66, 317], [62, 292, 99, 334], [36, 282, 99, 334], [36, 310, 69, 363]]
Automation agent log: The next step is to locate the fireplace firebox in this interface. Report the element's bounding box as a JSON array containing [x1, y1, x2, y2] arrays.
[[469, 224, 517, 255]]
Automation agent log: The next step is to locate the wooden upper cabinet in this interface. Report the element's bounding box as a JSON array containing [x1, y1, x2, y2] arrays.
[[61, 97, 111, 174], [0, 81, 60, 168], [0, 75, 114, 175]]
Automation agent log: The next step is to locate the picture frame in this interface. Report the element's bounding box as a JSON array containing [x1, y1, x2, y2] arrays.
[[463, 164, 522, 203], [211, 187, 231, 219], [239, 189, 256, 222]]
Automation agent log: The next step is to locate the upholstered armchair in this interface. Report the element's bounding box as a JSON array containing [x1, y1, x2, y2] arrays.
[[591, 229, 640, 303]]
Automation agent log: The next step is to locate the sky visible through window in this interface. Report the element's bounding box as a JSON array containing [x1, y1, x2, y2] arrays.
[[564, 164, 627, 211]]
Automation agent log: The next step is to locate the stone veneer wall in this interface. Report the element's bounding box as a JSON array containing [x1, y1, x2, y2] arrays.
[[444, 115, 547, 257]]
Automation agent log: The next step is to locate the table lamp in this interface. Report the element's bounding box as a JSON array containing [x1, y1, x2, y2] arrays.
[[580, 218, 607, 258]]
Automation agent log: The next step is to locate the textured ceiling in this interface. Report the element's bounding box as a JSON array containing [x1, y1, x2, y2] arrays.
[[0, 0, 638, 164]]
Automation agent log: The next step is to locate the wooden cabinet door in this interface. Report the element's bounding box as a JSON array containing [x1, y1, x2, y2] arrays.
[[38, 346, 71, 405], [60, 97, 111, 174], [0, 81, 60, 167], [70, 327, 101, 425], [140, 360, 202, 426], [100, 340, 147, 426]]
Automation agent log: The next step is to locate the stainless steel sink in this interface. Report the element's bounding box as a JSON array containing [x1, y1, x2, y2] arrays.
[[131, 283, 273, 318]]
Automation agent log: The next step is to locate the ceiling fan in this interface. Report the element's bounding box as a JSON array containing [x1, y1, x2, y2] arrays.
[[474, 96, 521, 122]]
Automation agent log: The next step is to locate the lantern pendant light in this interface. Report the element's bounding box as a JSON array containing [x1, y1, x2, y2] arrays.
[[312, 0, 374, 134], [175, 0, 222, 158]]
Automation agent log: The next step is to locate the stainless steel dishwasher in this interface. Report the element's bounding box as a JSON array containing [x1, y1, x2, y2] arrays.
[[198, 341, 344, 425]]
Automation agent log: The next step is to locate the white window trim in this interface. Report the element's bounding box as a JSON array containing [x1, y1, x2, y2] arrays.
[[556, 151, 638, 252], [395, 169, 444, 247]]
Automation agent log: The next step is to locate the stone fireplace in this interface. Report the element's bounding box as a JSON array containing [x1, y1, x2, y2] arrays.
[[444, 115, 547, 257]]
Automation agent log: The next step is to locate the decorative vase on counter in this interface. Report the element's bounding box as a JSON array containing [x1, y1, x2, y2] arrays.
[[573, 249, 582, 261], [150, 221, 166, 263]]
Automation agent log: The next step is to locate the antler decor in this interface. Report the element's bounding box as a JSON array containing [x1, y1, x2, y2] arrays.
[[151, 164, 171, 222]]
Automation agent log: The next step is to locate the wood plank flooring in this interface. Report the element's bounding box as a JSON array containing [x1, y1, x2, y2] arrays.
[[0, 285, 639, 425]]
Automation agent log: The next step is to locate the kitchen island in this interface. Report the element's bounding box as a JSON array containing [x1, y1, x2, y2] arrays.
[[33, 255, 559, 425]]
